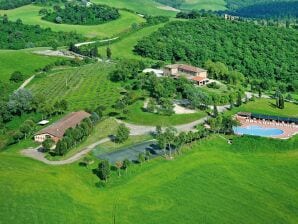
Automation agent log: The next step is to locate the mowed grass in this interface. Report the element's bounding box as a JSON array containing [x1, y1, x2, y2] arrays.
[[0, 50, 57, 82], [227, 98, 298, 117], [99, 23, 166, 59], [92, 0, 177, 16], [0, 135, 297, 223], [181, 0, 227, 10], [124, 101, 207, 126], [0, 5, 145, 39], [28, 63, 122, 111]]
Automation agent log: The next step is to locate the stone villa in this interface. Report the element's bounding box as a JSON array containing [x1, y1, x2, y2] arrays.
[[163, 64, 209, 86]]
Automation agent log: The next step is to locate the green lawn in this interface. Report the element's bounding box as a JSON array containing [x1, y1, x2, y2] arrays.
[[0, 5, 145, 39], [227, 98, 298, 117], [124, 101, 207, 126], [99, 23, 166, 59], [92, 0, 177, 17], [0, 135, 297, 223], [181, 0, 227, 10], [27, 63, 122, 111]]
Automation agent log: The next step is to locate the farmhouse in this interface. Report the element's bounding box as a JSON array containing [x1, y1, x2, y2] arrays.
[[34, 111, 91, 143], [163, 64, 209, 85]]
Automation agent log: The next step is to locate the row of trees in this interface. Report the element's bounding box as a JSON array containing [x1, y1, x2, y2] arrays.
[[69, 43, 99, 58], [0, 15, 84, 50], [54, 117, 95, 156], [42, 3, 120, 25]]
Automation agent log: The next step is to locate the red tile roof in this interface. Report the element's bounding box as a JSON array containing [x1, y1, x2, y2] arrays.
[[192, 76, 207, 82], [36, 111, 90, 138]]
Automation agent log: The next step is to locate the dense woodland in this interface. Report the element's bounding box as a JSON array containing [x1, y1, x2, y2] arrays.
[[0, 0, 65, 9], [226, 0, 298, 9], [0, 16, 84, 49], [42, 3, 120, 25], [134, 17, 298, 91], [230, 1, 298, 19], [0, 0, 32, 9]]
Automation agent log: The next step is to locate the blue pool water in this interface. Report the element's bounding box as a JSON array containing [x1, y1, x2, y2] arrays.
[[233, 125, 284, 137]]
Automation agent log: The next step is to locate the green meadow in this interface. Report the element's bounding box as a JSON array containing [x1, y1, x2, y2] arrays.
[[0, 5, 145, 39], [99, 23, 166, 59], [0, 50, 57, 82], [181, 0, 227, 10], [0, 135, 297, 223], [92, 0, 177, 16], [228, 98, 298, 117]]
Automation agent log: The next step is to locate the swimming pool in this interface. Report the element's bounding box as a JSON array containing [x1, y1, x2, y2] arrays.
[[233, 125, 284, 137]]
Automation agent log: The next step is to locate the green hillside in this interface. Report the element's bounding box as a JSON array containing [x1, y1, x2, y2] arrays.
[[92, 0, 177, 16], [0, 135, 297, 223], [181, 0, 227, 10], [0, 5, 145, 39]]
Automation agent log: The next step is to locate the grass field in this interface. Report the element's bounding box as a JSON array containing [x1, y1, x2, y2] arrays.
[[124, 101, 206, 126], [98, 23, 166, 59], [28, 63, 122, 111], [0, 50, 57, 82], [0, 5, 145, 39], [0, 135, 297, 223], [228, 98, 298, 117], [92, 0, 176, 16], [181, 0, 227, 10]]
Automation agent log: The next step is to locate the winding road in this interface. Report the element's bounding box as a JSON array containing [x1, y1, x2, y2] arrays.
[[21, 92, 268, 165]]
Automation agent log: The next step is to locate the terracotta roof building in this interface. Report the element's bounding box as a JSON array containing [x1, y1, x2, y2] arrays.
[[163, 64, 209, 86], [34, 111, 91, 143]]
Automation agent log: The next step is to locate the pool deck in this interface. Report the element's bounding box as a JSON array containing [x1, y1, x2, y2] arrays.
[[236, 116, 298, 139]]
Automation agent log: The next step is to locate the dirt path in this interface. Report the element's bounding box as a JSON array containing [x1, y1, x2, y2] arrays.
[[75, 37, 119, 47], [22, 138, 110, 165], [18, 75, 35, 90]]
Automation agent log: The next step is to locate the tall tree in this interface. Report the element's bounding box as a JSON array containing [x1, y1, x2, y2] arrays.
[[115, 124, 130, 143], [97, 160, 110, 182]]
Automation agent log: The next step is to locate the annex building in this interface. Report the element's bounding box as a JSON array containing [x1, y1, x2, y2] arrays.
[[34, 111, 90, 143]]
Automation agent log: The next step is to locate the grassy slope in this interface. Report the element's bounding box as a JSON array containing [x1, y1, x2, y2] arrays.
[[181, 0, 227, 10], [99, 23, 166, 59], [92, 0, 176, 16], [0, 5, 145, 39], [0, 50, 57, 82], [227, 98, 298, 117], [0, 135, 297, 223]]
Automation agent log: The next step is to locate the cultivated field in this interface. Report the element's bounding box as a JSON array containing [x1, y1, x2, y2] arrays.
[[0, 135, 297, 223], [28, 63, 122, 111], [0, 5, 145, 39]]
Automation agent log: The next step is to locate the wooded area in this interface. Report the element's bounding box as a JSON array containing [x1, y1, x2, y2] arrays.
[[0, 16, 84, 49], [134, 17, 298, 89]]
